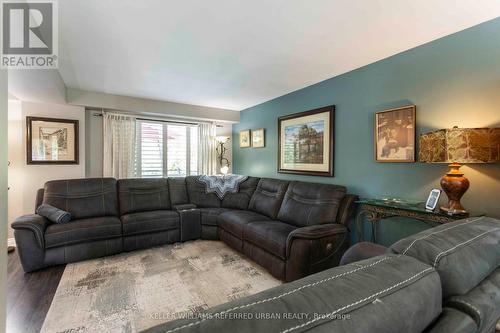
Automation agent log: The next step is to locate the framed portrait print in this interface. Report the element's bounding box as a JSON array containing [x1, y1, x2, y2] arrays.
[[27, 117, 79, 164], [239, 129, 251, 148], [374, 105, 416, 163], [252, 128, 265, 148], [278, 105, 334, 177]]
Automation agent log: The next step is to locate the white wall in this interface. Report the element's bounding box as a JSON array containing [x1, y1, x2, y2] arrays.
[[7, 101, 86, 237], [7, 100, 23, 239], [9, 69, 66, 104]]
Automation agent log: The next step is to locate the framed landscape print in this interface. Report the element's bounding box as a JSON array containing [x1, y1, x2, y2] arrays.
[[374, 105, 416, 163], [27, 117, 79, 164], [239, 129, 251, 148], [252, 128, 265, 148], [278, 105, 334, 176]]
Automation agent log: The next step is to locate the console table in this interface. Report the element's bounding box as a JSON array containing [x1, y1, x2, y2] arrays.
[[355, 198, 479, 243]]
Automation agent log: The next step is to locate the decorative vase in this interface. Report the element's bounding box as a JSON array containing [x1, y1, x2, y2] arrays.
[[440, 163, 469, 215]]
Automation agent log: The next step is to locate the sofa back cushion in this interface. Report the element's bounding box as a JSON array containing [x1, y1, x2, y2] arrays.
[[185, 176, 221, 208], [118, 178, 170, 215], [222, 177, 260, 210], [248, 178, 289, 219], [168, 177, 189, 206], [390, 216, 500, 299], [277, 181, 346, 227], [43, 178, 118, 219]]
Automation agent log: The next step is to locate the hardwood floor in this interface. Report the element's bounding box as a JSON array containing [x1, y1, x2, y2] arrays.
[[7, 250, 65, 333]]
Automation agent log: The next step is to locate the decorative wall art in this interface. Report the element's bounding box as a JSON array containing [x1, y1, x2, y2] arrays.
[[27, 116, 79, 164], [278, 105, 334, 176], [251, 128, 265, 148], [374, 105, 416, 163], [239, 129, 251, 148]]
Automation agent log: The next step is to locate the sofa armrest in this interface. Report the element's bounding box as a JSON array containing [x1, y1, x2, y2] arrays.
[[339, 242, 388, 266], [286, 223, 347, 259], [173, 204, 197, 211], [35, 188, 44, 211], [285, 223, 349, 281], [11, 214, 50, 248], [336, 194, 358, 229]]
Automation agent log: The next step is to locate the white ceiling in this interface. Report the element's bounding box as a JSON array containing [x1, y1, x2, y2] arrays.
[[58, 0, 500, 111]]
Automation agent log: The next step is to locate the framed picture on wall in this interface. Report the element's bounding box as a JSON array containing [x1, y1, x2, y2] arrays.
[[252, 128, 265, 148], [374, 105, 416, 163], [278, 105, 334, 176], [27, 116, 79, 164], [239, 129, 251, 148]]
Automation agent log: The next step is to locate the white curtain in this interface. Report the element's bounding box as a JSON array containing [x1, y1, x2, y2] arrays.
[[198, 122, 217, 175], [103, 113, 137, 179]]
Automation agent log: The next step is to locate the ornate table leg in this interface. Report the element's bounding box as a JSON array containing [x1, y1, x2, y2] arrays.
[[355, 210, 381, 243]]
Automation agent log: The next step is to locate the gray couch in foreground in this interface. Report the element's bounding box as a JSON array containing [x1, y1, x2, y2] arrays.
[[143, 216, 500, 333]]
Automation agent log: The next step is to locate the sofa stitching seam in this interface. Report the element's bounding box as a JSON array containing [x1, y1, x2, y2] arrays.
[[281, 267, 434, 333], [46, 224, 121, 235], [433, 227, 500, 267], [46, 234, 121, 249], [123, 218, 179, 225], [402, 217, 483, 255]]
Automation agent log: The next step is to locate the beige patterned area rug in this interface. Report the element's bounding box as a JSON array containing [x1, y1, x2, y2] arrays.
[[41, 240, 282, 333]]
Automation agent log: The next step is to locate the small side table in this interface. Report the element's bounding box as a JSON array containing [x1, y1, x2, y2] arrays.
[[356, 198, 482, 243]]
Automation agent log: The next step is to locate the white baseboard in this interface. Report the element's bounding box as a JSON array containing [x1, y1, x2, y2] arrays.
[[8, 237, 16, 247]]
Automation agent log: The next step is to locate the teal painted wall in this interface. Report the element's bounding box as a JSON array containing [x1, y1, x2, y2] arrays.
[[233, 18, 500, 246]]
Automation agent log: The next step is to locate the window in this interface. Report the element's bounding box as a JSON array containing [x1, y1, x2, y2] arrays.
[[136, 120, 198, 177]]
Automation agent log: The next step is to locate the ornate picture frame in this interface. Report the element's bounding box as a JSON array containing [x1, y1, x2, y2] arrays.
[[239, 129, 251, 148], [278, 105, 334, 177], [374, 105, 416, 163], [27, 116, 79, 165], [251, 128, 265, 148]]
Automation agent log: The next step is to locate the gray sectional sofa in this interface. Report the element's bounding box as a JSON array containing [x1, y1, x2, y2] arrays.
[[12, 176, 358, 282], [143, 216, 500, 333]]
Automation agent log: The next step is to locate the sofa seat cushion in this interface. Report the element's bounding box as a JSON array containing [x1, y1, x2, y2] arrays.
[[45, 216, 122, 249], [218, 210, 270, 238], [121, 210, 179, 236], [199, 208, 231, 226], [243, 221, 297, 259]]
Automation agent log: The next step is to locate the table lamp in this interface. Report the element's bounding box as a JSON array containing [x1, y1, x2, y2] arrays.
[[419, 126, 500, 215], [216, 136, 231, 174]]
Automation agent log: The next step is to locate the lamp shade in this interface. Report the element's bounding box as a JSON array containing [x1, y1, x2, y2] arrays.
[[216, 136, 230, 143], [419, 127, 500, 163]]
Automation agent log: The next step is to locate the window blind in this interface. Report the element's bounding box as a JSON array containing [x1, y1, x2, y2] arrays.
[[136, 120, 198, 177]]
